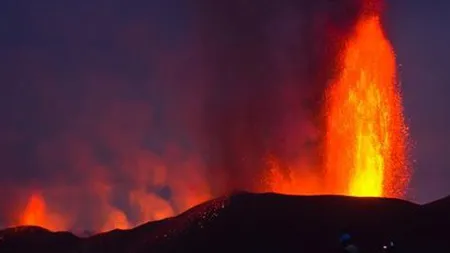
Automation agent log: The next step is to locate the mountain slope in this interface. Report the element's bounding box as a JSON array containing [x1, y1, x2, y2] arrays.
[[1, 192, 449, 253]]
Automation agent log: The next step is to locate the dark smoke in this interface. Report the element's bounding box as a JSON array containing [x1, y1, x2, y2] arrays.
[[0, 0, 365, 230], [195, 0, 365, 193]]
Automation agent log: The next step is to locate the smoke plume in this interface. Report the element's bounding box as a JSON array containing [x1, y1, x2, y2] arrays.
[[0, 0, 366, 231]]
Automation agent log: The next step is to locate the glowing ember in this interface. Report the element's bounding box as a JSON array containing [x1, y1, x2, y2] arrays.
[[324, 9, 409, 197]]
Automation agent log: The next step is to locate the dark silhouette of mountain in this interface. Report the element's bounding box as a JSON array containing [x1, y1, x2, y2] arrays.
[[0, 226, 80, 253], [1, 192, 450, 253]]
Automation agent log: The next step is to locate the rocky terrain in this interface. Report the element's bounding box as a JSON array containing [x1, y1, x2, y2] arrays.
[[1, 192, 449, 252]]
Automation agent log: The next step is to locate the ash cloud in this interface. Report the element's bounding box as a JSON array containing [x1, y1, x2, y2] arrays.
[[0, 0, 364, 230], [195, 0, 365, 193]]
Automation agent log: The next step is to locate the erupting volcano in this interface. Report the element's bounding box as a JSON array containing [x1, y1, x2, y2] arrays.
[[324, 3, 409, 197], [5, 0, 411, 233]]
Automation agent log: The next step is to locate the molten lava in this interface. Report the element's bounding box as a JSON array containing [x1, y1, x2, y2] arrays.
[[324, 11, 409, 197], [20, 193, 67, 231], [21, 193, 47, 227]]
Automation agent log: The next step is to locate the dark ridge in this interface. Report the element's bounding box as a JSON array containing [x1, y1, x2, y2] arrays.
[[1, 192, 450, 252], [422, 195, 450, 209], [0, 225, 80, 253]]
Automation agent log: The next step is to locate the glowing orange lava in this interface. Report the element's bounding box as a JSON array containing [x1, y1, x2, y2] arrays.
[[20, 193, 67, 231], [324, 11, 409, 197], [21, 193, 47, 226]]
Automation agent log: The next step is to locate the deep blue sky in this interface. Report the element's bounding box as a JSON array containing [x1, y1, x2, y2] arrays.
[[0, 0, 449, 229]]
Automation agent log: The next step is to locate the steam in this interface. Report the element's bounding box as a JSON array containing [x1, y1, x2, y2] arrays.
[[0, 0, 365, 231]]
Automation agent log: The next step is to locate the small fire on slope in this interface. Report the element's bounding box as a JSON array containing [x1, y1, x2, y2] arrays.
[[19, 193, 67, 232], [21, 194, 46, 227]]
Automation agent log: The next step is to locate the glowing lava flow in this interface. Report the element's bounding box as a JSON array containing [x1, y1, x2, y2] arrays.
[[325, 9, 409, 197]]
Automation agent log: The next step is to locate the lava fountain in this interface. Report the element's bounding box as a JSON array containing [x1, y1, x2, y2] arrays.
[[324, 4, 409, 197], [19, 192, 68, 231], [21, 193, 47, 227]]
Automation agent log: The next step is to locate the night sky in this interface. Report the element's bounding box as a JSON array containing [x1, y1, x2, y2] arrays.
[[386, 0, 450, 203], [0, 0, 449, 229]]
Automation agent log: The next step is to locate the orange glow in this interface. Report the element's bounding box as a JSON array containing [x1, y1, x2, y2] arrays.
[[101, 208, 131, 232], [265, 155, 322, 195], [324, 13, 409, 197], [20, 193, 67, 231], [21, 193, 46, 226]]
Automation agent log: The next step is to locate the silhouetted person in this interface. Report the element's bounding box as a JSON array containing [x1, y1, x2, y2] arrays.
[[339, 233, 359, 253]]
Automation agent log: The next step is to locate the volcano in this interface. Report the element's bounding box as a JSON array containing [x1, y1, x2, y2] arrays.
[[1, 192, 450, 253], [1, 0, 415, 234]]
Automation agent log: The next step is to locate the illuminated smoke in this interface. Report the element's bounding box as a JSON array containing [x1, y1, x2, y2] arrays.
[[0, 0, 390, 231], [197, 0, 363, 195]]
